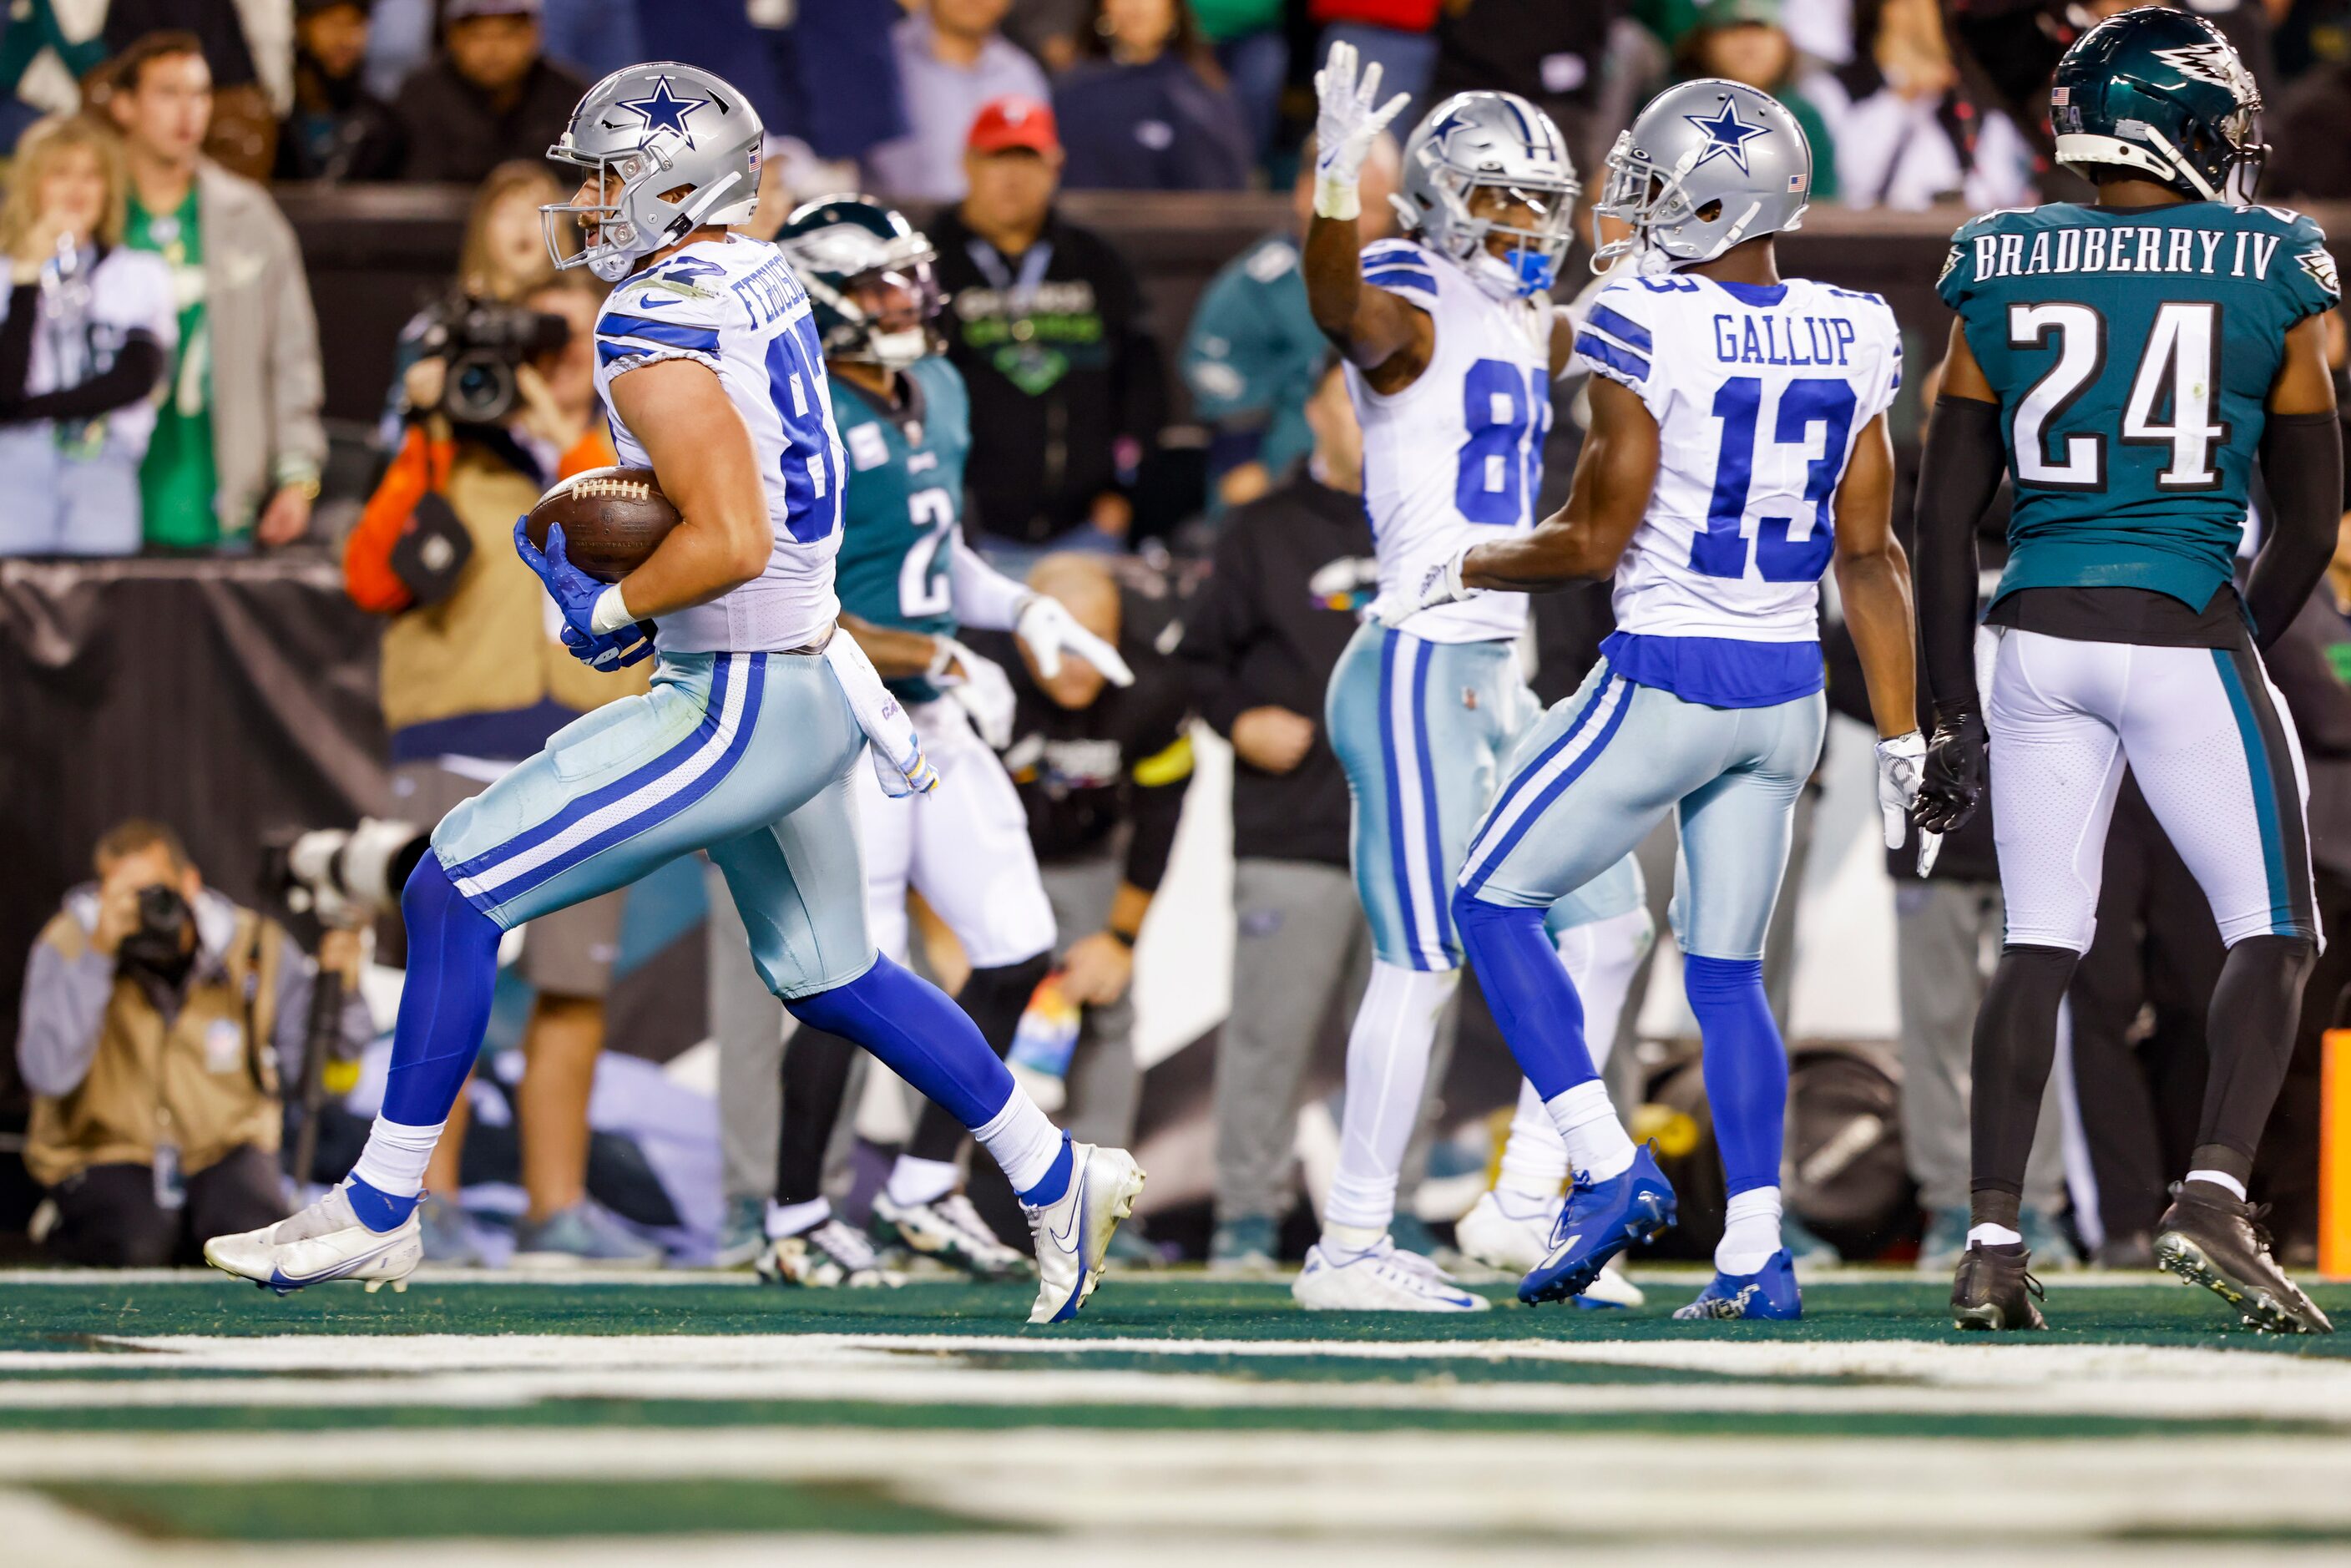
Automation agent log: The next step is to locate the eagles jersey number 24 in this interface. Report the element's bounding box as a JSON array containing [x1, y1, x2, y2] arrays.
[[1939, 201, 2340, 611]]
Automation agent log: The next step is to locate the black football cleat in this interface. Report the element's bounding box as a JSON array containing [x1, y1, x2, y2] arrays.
[[1950, 1242, 2045, 1332], [2154, 1183, 2333, 1336]]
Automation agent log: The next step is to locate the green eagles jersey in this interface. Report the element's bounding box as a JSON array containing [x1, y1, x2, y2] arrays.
[[1939, 200, 2340, 612], [832, 355, 973, 703]]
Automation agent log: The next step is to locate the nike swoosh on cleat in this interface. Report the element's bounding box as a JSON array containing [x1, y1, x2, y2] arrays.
[[1049, 1181, 1093, 1323], [265, 1236, 405, 1291], [1048, 1167, 1089, 1251]]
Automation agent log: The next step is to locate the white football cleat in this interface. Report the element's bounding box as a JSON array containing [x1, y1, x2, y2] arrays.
[[873, 1190, 1030, 1279], [1024, 1141, 1145, 1323], [1456, 1190, 1644, 1308], [756, 1220, 901, 1289], [1292, 1236, 1492, 1312], [203, 1182, 422, 1296]]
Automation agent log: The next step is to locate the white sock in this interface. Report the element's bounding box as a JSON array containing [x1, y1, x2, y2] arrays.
[[886, 1156, 961, 1208], [1495, 1077, 1570, 1203], [766, 1196, 830, 1239], [1322, 1222, 1386, 1256], [974, 1088, 1063, 1196], [1323, 961, 1459, 1235], [1557, 906, 1649, 1074], [1967, 1222, 2023, 1248], [1716, 1186, 1783, 1275], [349, 1116, 446, 1199], [2184, 1168, 2247, 1201], [1545, 1080, 1636, 1182]]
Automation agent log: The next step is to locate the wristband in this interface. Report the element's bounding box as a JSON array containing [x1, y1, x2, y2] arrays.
[[1313, 175, 1362, 223], [589, 584, 636, 637], [1103, 927, 1138, 950]]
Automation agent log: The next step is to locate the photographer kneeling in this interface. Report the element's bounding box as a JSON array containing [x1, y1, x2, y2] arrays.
[[344, 242, 657, 1267], [15, 822, 370, 1266]]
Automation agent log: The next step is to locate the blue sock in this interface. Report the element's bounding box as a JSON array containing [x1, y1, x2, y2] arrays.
[[784, 953, 1016, 1131], [346, 1176, 420, 1232], [382, 854, 503, 1127], [1454, 889, 1600, 1099], [1023, 1134, 1075, 1207], [1685, 954, 1786, 1196]]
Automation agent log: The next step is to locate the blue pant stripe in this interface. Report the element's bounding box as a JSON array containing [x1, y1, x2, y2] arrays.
[[445, 655, 740, 884], [453, 655, 768, 908], [1377, 630, 1430, 969], [1464, 674, 1618, 887], [1463, 677, 1634, 897], [1410, 636, 1453, 958]]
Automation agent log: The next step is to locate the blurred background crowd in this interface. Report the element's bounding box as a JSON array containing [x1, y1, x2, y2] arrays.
[[6, 0, 2351, 1282]]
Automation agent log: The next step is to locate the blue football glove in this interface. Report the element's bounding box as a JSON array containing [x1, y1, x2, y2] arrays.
[[516, 516, 654, 670]]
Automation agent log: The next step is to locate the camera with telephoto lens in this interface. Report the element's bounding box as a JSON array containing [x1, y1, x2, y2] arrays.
[[260, 818, 430, 930], [414, 294, 572, 427], [115, 883, 195, 981]]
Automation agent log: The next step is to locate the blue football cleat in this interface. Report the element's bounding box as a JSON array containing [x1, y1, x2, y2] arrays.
[[1518, 1145, 1676, 1306], [1672, 1248, 1802, 1321]]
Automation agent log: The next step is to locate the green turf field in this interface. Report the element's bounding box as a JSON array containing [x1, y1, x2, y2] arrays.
[[3, 1267, 2348, 1564]]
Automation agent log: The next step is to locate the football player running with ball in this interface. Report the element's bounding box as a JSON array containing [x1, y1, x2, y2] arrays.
[[1418, 81, 1924, 1321], [1295, 45, 1652, 1313], [752, 195, 1132, 1288], [1914, 8, 2339, 1335], [205, 66, 1143, 1323]]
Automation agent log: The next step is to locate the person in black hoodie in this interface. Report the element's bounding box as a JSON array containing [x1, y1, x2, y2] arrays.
[[276, 0, 404, 182], [392, 0, 584, 185], [1176, 360, 1379, 1270], [927, 94, 1165, 557]]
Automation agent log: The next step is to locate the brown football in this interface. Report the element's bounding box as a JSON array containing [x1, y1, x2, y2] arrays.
[[524, 466, 680, 583]]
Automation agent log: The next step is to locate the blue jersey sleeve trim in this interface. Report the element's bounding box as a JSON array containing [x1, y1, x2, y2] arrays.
[[1578, 334, 1651, 383], [1365, 267, 1438, 297], [1585, 302, 1652, 354], [598, 313, 722, 355], [1600, 632, 1825, 709]]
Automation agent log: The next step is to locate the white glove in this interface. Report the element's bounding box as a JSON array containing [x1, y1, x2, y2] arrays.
[[1312, 39, 1410, 222], [1873, 731, 1927, 851], [931, 636, 1017, 750], [1365, 549, 1474, 627], [1015, 593, 1134, 685]]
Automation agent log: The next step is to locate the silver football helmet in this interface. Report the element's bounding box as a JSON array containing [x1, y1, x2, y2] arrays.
[[1592, 78, 1811, 273], [1393, 91, 1579, 301], [543, 62, 764, 283]]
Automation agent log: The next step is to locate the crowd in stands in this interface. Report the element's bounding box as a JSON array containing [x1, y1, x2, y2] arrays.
[[8, 0, 2351, 1273]]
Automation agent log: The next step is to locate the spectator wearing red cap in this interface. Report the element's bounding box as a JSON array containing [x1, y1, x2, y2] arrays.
[[864, 0, 1051, 203], [926, 94, 1165, 555], [1052, 0, 1250, 191]]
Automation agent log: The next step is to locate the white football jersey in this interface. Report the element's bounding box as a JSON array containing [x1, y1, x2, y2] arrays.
[[594, 234, 847, 654], [0, 245, 175, 458], [1577, 273, 1902, 644], [1347, 237, 1553, 644]]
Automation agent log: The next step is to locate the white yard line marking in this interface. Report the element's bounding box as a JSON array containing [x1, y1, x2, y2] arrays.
[[3, 1427, 2351, 1543], [0, 1333, 2343, 1423]]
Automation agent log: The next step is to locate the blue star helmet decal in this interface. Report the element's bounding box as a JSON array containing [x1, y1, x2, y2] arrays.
[[1684, 94, 1768, 175], [615, 75, 710, 148], [1427, 104, 1476, 145]]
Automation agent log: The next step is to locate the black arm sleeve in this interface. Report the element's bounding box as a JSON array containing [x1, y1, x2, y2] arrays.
[[0, 285, 37, 410], [1, 336, 164, 422], [1914, 393, 2008, 716], [2243, 411, 2344, 653]]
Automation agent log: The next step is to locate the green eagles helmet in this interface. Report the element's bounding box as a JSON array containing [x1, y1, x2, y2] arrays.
[[2050, 7, 2266, 202], [775, 195, 943, 369]]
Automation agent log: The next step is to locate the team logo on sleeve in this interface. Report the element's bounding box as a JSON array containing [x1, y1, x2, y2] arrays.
[[1937, 245, 1962, 286], [2298, 247, 2342, 299]]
